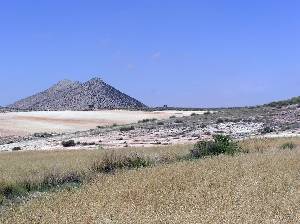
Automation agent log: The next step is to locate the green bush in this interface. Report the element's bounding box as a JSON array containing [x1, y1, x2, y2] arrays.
[[190, 135, 240, 158], [280, 142, 296, 150]]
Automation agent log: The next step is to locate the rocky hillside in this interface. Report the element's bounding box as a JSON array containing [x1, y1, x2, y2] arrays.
[[9, 78, 147, 110]]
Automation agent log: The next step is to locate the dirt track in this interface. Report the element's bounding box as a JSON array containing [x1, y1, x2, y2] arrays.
[[0, 110, 205, 137]]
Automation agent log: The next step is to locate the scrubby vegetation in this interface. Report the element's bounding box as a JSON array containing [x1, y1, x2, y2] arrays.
[[267, 96, 300, 107], [61, 140, 76, 147], [260, 126, 274, 134], [138, 118, 157, 123], [91, 152, 152, 173], [119, 126, 135, 132], [190, 135, 240, 158], [33, 132, 53, 138], [11, 147, 22, 151], [174, 119, 183, 124], [280, 142, 296, 150]]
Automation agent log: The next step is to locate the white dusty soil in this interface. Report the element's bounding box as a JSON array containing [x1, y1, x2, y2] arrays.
[[0, 110, 206, 137]]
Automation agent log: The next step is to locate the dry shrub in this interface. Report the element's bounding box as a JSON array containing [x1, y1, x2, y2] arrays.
[[120, 126, 135, 132], [91, 151, 152, 173], [61, 140, 76, 147]]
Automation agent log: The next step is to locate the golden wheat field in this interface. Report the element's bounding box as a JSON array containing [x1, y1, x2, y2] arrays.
[[0, 137, 300, 223]]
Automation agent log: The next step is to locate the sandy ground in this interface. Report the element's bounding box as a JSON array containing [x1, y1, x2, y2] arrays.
[[0, 110, 205, 137]]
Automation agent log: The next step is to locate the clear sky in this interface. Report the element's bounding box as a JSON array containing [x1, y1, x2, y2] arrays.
[[1, 0, 300, 107]]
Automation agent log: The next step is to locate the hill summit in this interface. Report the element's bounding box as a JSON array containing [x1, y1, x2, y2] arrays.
[[9, 77, 147, 110]]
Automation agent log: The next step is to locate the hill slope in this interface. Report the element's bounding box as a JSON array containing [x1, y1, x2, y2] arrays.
[[266, 96, 300, 107], [9, 78, 147, 110]]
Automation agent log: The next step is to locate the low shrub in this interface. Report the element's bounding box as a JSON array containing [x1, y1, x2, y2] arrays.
[[80, 142, 96, 146], [33, 132, 53, 138], [280, 142, 296, 150], [120, 126, 135, 132], [216, 118, 225, 124], [61, 140, 76, 147], [40, 172, 82, 189], [200, 123, 207, 128], [169, 115, 176, 119], [138, 118, 157, 123], [0, 182, 27, 200], [174, 119, 183, 124], [190, 135, 240, 158], [157, 121, 164, 125], [0, 171, 84, 204], [0, 194, 4, 204], [260, 126, 274, 134], [12, 147, 22, 151], [91, 152, 151, 173]]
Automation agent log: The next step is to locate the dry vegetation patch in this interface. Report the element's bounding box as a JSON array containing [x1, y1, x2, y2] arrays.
[[238, 137, 300, 153], [1, 149, 300, 223], [0, 137, 300, 223], [0, 144, 190, 204]]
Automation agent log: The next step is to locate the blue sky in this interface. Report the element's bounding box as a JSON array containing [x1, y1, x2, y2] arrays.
[[1, 0, 300, 107]]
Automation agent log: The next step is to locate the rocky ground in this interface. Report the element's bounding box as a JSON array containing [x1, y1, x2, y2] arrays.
[[0, 105, 299, 152]]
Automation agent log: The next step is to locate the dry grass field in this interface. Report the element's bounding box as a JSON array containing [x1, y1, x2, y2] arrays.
[[0, 137, 300, 223], [0, 144, 189, 190], [0, 110, 204, 137]]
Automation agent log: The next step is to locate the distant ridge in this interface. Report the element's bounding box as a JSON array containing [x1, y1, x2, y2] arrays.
[[266, 96, 300, 107], [9, 77, 147, 110]]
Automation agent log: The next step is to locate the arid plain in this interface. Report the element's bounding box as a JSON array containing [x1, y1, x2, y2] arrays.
[[0, 110, 203, 137]]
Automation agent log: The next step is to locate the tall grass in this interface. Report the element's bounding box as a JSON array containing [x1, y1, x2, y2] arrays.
[[2, 148, 300, 223], [0, 144, 190, 204]]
